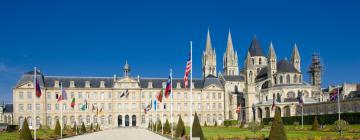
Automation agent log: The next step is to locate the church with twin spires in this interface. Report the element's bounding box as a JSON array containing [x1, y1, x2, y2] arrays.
[[12, 29, 323, 129]]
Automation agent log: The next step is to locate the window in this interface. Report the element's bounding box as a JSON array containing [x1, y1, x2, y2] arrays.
[[212, 103, 216, 109], [184, 92, 187, 99], [55, 103, 59, 110], [286, 75, 290, 84], [71, 92, 74, 98], [177, 92, 181, 99], [19, 104, 24, 111], [252, 58, 255, 65], [86, 115, 91, 124], [141, 115, 145, 124], [280, 75, 283, 84], [207, 103, 210, 109], [206, 93, 209, 99], [124, 103, 128, 110], [198, 93, 201, 100], [47, 92, 51, 100], [184, 103, 188, 109], [27, 92, 32, 99], [19, 92, 24, 99], [132, 92, 136, 99], [148, 92, 152, 99], [78, 92, 83, 99], [294, 75, 298, 83], [118, 103, 122, 110], [62, 104, 66, 110], [212, 93, 216, 99], [198, 103, 201, 110], [47, 104, 51, 111], [142, 92, 145, 99], [132, 103, 136, 110], [259, 58, 262, 65], [101, 92, 105, 100], [218, 93, 221, 99], [177, 103, 181, 111], [218, 103, 222, 109], [108, 92, 112, 99], [108, 103, 112, 110], [27, 104, 32, 110]]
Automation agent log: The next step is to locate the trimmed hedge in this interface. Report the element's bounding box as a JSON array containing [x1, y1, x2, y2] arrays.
[[263, 112, 360, 125], [224, 120, 239, 127]]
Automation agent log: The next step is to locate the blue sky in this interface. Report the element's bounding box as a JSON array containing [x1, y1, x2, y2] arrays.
[[0, 0, 359, 103]]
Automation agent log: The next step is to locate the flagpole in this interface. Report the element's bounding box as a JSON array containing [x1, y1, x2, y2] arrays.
[[170, 68, 173, 139], [60, 83, 63, 139], [33, 67, 37, 140], [338, 87, 340, 121], [190, 41, 193, 140], [162, 88, 164, 135], [156, 100, 158, 133], [301, 103, 303, 129]]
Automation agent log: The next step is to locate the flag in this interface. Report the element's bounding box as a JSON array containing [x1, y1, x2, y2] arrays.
[[58, 86, 68, 102], [183, 53, 191, 88], [35, 78, 42, 97], [330, 88, 340, 101], [70, 98, 76, 108], [236, 105, 241, 113], [154, 100, 157, 111], [120, 89, 129, 98], [271, 99, 276, 111], [297, 94, 304, 106], [156, 89, 163, 102], [165, 76, 172, 98]]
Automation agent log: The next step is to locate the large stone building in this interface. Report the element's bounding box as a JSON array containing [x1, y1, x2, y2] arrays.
[[13, 29, 331, 129]]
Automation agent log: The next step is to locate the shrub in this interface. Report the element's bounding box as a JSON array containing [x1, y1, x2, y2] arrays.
[[175, 116, 185, 138], [19, 118, 32, 140], [72, 123, 77, 133], [81, 122, 86, 133], [164, 119, 171, 134], [96, 123, 100, 131], [156, 120, 162, 132], [334, 119, 349, 137], [247, 121, 261, 137], [148, 121, 151, 129], [204, 121, 207, 127], [7, 125, 18, 132], [311, 116, 320, 131], [192, 112, 204, 140], [214, 121, 218, 127], [90, 123, 93, 132], [54, 119, 61, 136], [224, 120, 239, 127], [269, 108, 287, 140]]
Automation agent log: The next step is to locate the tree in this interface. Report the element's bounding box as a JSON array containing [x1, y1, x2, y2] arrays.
[[164, 119, 171, 134], [148, 121, 151, 129], [54, 119, 61, 136], [269, 108, 287, 140], [334, 119, 349, 137], [192, 113, 205, 140], [175, 116, 185, 138], [204, 121, 207, 127], [90, 123, 93, 132], [81, 122, 86, 134], [72, 123, 77, 133], [19, 118, 32, 140], [247, 121, 262, 137], [214, 121, 218, 127], [311, 116, 320, 131], [156, 120, 162, 132]]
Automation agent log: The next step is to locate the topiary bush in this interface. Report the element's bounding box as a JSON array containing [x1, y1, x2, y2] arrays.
[[96, 123, 100, 131], [214, 121, 218, 127], [164, 119, 171, 134], [54, 119, 61, 136], [90, 123, 93, 132], [19, 118, 32, 140], [247, 121, 262, 137], [192, 112, 204, 140], [269, 108, 287, 140], [311, 116, 320, 131], [81, 122, 86, 134], [175, 116, 185, 138], [156, 120, 162, 132], [204, 121, 207, 127]]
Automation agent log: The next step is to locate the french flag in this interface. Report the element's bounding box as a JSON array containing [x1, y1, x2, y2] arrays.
[[35, 78, 42, 97], [164, 76, 172, 98]]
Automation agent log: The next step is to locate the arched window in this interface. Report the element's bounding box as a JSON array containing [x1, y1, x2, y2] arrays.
[[252, 58, 255, 65], [47, 116, 52, 127], [286, 75, 290, 84], [279, 75, 283, 84], [294, 75, 298, 83], [86, 115, 91, 124], [249, 71, 253, 83], [108, 115, 112, 124], [259, 58, 262, 65], [19, 116, 24, 129]]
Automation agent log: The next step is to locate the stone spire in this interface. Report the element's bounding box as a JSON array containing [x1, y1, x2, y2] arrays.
[[245, 51, 252, 68], [291, 43, 301, 72], [267, 42, 277, 59], [202, 29, 217, 78], [267, 42, 277, 86], [223, 30, 239, 76]]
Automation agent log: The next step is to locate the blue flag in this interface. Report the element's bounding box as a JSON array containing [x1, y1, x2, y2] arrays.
[[154, 100, 157, 111]]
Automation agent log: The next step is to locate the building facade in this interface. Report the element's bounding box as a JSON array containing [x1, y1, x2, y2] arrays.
[[13, 29, 338, 129]]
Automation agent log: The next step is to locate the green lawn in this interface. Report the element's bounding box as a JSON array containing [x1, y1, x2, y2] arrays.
[[185, 125, 360, 139]]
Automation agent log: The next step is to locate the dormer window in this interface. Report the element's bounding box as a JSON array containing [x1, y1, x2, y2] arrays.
[[85, 81, 90, 88], [176, 82, 181, 89], [100, 81, 105, 88], [148, 82, 153, 88], [70, 81, 75, 88], [54, 81, 60, 88]]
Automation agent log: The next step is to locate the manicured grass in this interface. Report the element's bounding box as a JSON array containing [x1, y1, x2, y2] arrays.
[[185, 125, 360, 139], [0, 129, 55, 140]]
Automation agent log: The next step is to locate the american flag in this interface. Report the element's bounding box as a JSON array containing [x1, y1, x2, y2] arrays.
[[184, 54, 191, 88]]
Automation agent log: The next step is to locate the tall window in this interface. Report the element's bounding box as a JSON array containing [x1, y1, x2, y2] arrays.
[[27, 104, 32, 110], [101, 92, 105, 100], [47, 92, 51, 100], [47, 104, 51, 111], [19, 104, 24, 111], [198, 93, 201, 100], [55, 103, 59, 110], [218, 93, 221, 99], [259, 58, 262, 65], [280, 76, 283, 84], [206, 93, 209, 99], [286, 75, 290, 84], [27, 92, 32, 99], [294, 75, 298, 83], [108, 92, 112, 99]]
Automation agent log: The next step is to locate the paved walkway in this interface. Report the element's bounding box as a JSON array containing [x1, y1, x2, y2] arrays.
[[63, 128, 169, 140]]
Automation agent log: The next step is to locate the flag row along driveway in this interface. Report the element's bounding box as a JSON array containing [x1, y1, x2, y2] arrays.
[[63, 128, 169, 140]]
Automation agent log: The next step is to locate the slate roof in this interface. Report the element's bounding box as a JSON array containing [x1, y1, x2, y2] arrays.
[[222, 75, 245, 81], [248, 36, 265, 56], [277, 60, 300, 73], [4, 104, 13, 113], [16, 70, 224, 89]]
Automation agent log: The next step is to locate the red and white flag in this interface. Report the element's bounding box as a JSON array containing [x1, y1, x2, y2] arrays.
[[183, 54, 191, 88]]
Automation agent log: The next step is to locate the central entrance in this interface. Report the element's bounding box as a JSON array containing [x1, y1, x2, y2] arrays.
[[125, 115, 129, 126], [117, 115, 122, 127]]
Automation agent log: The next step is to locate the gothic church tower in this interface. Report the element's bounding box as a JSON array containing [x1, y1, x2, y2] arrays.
[[202, 29, 217, 77], [223, 30, 239, 76]]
